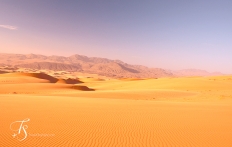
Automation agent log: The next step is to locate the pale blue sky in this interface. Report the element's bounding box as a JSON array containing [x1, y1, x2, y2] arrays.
[[0, 0, 232, 73]]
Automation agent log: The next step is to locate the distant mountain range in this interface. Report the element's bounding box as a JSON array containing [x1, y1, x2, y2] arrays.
[[0, 53, 223, 78], [171, 69, 224, 77]]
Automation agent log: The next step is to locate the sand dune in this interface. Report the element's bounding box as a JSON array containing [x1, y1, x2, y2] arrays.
[[56, 78, 83, 84], [1, 72, 231, 100], [0, 71, 232, 146], [0, 70, 8, 74], [0, 73, 58, 83], [0, 73, 93, 94], [1, 95, 232, 147], [120, 78, 146, 81], [70, 85, 95, 91], [20, 73, 58, 83]]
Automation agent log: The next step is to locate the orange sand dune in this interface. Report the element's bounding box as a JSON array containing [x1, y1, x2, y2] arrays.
[[18, 73, 58, 83], [0, 73, 93, 94], [0, 72, 232, 146], [0, 72, 58, 83], [1, 95, 232, 147]]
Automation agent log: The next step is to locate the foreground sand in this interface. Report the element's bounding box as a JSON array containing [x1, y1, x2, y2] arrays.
[[0, 72, 232, 146]]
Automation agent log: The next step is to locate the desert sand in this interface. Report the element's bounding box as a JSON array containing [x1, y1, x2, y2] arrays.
[[0, 70, 232, 147]]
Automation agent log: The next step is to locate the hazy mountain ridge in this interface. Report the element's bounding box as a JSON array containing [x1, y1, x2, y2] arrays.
[[0, 53, 223, 78], [171, 69, 224, 77]]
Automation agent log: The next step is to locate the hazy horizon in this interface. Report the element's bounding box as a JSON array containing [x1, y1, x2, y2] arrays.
[[1, 1, 232, 73]]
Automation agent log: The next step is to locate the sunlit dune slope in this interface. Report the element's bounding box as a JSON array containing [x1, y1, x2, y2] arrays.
[[0, 72, 232, 146], [0, 95, 232, 147], [0, 72, 232, 101]]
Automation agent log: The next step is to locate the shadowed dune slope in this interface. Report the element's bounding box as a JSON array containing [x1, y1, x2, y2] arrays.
[[21, 73, 58, 83], [0, 72, 58, 83], [0, 72, 95, 93], [70, 85, 95, 91], [56, 78, 83, 84], [0, 70, 8, 74]]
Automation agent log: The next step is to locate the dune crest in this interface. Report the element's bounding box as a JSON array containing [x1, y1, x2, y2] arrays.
[[18, 73, 58, 83]]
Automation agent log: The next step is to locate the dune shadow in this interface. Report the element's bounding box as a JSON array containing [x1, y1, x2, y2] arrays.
[[70, 85, 95, 91], [56, 78, 83, 84], [65, 78, 83, 84], [0, 70, 8, 74], [22, 73, 58, 83]]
